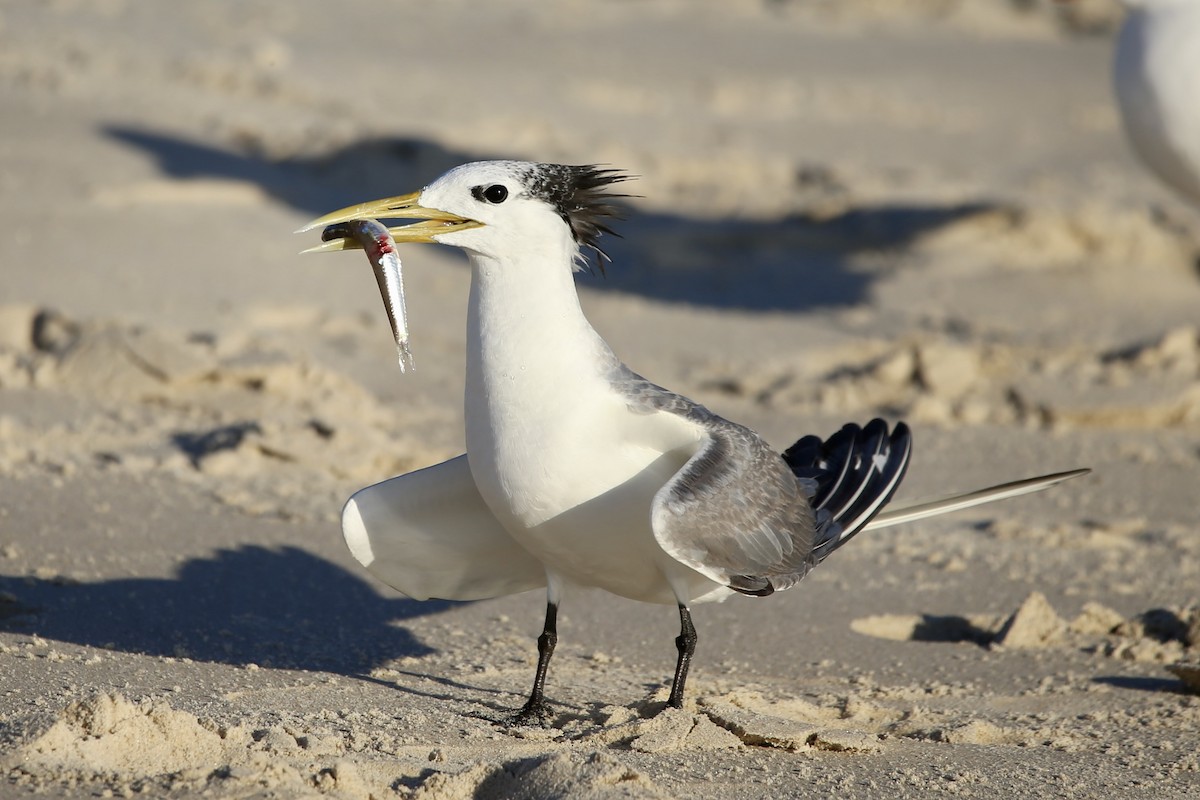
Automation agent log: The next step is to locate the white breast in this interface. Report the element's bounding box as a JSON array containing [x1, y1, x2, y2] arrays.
[[461, 251, 717, 603]]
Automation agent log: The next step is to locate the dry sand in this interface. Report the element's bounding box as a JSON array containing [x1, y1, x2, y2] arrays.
[[2, 1, 1199, 797]]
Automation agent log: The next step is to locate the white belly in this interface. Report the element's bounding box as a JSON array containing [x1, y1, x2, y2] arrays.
[[462, 253, 731, 604], [467, 395, 724, 604]]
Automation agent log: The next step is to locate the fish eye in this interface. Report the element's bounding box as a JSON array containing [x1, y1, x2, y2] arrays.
[[483, 184, 508, 204]]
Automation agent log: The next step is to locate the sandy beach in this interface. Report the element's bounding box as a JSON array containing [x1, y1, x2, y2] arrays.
[[2, 1, 1199, 797]]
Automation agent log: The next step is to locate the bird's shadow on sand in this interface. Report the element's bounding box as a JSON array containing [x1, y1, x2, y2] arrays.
[[105, 125, 996, 313], [1090, 675, 1191, 694], [0, 545, 455, 674]]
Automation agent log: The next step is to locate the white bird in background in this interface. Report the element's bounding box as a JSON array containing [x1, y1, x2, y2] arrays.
[[299, 161, 1087, 725], [1112, 0, 1200, 206]]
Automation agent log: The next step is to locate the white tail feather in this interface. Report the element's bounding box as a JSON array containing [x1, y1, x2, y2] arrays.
[[864, 468, 1090, 531]]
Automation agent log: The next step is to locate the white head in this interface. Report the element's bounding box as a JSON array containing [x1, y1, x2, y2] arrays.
[[303, 160, 630, 273], [419, 161, 628, 270]]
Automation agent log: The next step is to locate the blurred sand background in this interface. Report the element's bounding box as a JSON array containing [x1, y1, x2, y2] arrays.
[[1, 0, 1199, 797]]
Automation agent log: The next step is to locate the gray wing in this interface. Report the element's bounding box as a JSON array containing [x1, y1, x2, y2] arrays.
[[612, 368, 821, 595], [613, 367, 911, 596], [651, 417, 822, 595]]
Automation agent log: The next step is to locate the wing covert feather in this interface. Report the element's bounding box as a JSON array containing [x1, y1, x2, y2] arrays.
[[651, 422, 819, 594]]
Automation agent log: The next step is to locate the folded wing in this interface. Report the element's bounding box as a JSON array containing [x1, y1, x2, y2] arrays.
[[652, 418, 911, 597], [651, 419, 820, 596]]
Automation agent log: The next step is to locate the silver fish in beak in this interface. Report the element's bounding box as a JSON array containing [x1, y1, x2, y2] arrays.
[[321, 219, 414, 372]]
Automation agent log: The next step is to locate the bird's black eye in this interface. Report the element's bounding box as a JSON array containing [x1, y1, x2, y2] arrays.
[[483, 184, 508, 204]]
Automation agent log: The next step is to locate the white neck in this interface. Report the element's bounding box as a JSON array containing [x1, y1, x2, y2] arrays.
[[463, 247, 614, 455], [456, 226, 704, 535]]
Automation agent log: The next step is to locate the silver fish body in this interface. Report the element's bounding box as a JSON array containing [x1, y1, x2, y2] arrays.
[[322, 219, 413, 372]]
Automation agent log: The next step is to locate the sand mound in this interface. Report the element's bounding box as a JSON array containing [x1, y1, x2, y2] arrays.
[[696, 324, 1200, 431], [698, 694, 882, 753], [0, 306, 448, 521], [910, 205, 1192, 274], [410, 752, 669, 800], [11, 693, 246, 779], [1166, 663, 1200, 693], [851, 593, 1200, 693], [6, 693, 400, 798], [993, 591, 1068, 649]]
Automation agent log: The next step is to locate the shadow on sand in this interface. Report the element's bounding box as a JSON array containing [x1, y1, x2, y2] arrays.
[[105, 125, 996, 313], [1091, 675, 1194, 695], [0, 545, 456, 673]]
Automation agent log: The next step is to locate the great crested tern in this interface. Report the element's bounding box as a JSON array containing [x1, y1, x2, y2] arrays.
[[299, 161, 1087, 725]]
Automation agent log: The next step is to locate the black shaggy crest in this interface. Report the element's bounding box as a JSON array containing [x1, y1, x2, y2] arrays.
[[520, 164, 633, 274]]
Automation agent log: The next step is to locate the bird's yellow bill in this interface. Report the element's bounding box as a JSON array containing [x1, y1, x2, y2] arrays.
[[296, 191, 483, 253]]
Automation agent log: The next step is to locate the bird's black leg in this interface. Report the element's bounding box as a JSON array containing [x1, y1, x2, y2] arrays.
[[666, 604, 697, 709], [512, 600, 558, 726]]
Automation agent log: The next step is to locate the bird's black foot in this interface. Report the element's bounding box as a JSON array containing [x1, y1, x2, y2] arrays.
[[509, 698, 555, 728]]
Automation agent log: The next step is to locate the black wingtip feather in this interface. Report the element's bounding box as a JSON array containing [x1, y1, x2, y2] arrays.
[[835, 422, 911, 538], [785, 419, 913, 565]]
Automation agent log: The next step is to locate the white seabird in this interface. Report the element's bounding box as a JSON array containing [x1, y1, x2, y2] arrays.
[[1112, 0, 1200, 206], [300, 161, 1087, 724]]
